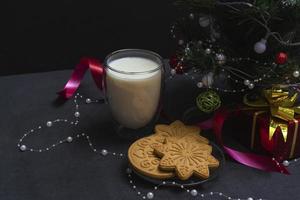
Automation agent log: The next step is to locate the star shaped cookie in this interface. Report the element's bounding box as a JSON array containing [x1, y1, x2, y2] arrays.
[[153, 137, 219, 180], [154, 120, 209, 144]]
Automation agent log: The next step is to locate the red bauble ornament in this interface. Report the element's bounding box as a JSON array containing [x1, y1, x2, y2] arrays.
[[169, 54, 179, 69], [275, 52, 288, 65]]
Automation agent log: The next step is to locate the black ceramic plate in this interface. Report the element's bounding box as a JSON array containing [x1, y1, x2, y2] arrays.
[[130, 142, 225, 187]]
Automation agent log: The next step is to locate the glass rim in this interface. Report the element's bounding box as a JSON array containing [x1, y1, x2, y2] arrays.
[[104, 49, 163, 75]]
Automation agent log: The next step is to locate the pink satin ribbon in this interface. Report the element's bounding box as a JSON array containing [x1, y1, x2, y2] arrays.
[[197, 109, 289, 174], [58, 57, 105, 99]]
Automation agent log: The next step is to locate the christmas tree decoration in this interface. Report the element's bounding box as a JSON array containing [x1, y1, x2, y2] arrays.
[[169, 0, 300, 96], [254, 39, 267, 54], [293, 70, 300, 78], [178, 39, 184, 45], [196, 90, 221, 113], [215, 53, 226, 65], [169, 55, 179, 69], [204, 48, 212, 55], [189, 13, 195, 20], [244, 79, 250, 86], [171, 69, 177, 76], [248, 83, 255, 89], [199, 16, 210, 27], [281, 0, 300, 7], [275, 52, 288, 65], [197, 81, 204, 88]]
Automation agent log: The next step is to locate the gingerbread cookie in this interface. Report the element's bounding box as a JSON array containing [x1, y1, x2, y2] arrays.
[[154, 120, 209, 144], [128, 136, 174, 179], [154, 137, 219, 180]]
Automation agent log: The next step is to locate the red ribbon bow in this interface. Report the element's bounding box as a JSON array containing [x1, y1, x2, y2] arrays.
[[58, 57, 105, 99], [197, 109, 289, 174]]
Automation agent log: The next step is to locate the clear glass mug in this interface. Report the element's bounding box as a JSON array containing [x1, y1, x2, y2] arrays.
[[103, 49, 164, 135]]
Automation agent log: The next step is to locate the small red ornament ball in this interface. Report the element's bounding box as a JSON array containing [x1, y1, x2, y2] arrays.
[[169, 54, 179, 69], [275, 52, 288, 65]]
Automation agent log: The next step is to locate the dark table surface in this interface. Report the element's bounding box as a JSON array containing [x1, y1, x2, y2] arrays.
[[1, 67, 299, 200]]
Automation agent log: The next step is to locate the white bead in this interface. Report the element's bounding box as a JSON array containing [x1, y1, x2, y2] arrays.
[[20, 145, 27, 151], [293, 71, 300, 78], [170, 69, 176, 76], [247, 197, 254, 200], [66, 136, 73, 143], [197, 82, 203, 88], [283, 160, 289, 167], [74, 112, 80, 117], [101, 149, 108, 156], [199, 16, 210, 27], [189, 13, 194, 20], [244, 79, 250, 86], [248, 83, 255, 89], [190, 189, 198, 196], [178, 40, 184, 45], [85, 98, 92, 104], [254, 39, 267, 54], [146, 192, 154, 199], [46, 121, 52, 127], [205, 48, 211, 55]]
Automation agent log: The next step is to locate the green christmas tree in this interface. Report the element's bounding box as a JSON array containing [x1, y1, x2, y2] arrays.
[[169, 0, 300, 112]]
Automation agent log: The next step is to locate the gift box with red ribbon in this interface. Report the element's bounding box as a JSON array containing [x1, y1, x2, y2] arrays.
[[226, 109, 300, 162], [226, 88, 300, 162]]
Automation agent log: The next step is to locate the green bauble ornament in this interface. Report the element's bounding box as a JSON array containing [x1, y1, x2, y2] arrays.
[[196, 90, 221, 113]]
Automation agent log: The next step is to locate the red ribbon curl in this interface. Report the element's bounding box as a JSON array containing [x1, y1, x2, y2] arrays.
[[58, 57, 105, 99]]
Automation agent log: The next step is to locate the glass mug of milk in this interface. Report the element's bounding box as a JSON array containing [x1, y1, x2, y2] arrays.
[[103, 49, 164, 134]]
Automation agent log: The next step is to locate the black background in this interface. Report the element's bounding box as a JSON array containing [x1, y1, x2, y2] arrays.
[[2, 0, 176, 76]]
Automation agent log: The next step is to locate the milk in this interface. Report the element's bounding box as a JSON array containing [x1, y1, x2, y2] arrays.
[[106, 57, 162, 129]]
